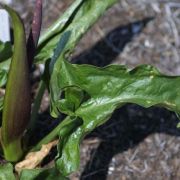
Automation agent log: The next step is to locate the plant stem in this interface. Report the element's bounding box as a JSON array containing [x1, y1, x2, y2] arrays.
[[26, 80, 46, 139], [2, 138, 23, 162], [30, 116, 70, 151], [30, 116, 83, 152]]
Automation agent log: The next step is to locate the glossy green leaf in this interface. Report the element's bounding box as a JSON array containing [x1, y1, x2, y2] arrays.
[[0, 35, 12, 89], [0, 59, 11, 87], [1, 5, 31, 162], [0, 163, 16, 180], [20, 168, 68, 180], [0, 60, 10, 111], [35, 0, 118, 64], [49, 57, 180, 175], [0, 41, 12, 63]]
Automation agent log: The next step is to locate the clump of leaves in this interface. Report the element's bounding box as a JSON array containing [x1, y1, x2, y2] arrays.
[[0, 0, 179, 179]]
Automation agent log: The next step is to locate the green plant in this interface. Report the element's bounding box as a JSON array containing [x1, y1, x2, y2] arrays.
[[0, 0, 179, 179]]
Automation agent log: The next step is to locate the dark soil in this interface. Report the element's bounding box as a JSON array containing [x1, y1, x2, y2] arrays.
[[9, 0, 180, 179]]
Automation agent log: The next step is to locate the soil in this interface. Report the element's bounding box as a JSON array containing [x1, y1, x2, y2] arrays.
[[7, 0, 180, 179]]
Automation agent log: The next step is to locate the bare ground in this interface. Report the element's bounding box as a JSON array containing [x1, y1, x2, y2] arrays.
[[12, 0, 180, 179]]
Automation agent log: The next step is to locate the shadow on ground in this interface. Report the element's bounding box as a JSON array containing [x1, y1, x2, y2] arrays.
[[72, 17, 153, 66], [80, 105, 180, 180]]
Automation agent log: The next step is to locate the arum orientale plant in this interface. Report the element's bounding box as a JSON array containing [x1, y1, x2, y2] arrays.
[[0, 0, 179, 179]]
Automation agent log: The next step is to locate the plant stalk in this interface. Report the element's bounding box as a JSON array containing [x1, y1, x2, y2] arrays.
[[27, 80, 46, 136], [1, 5, 31, 162], [31, 116, 83, 152]]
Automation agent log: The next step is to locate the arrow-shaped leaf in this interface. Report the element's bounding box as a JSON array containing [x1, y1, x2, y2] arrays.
[[35, 0, 118, 64], [50, 57, 180, 175]]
